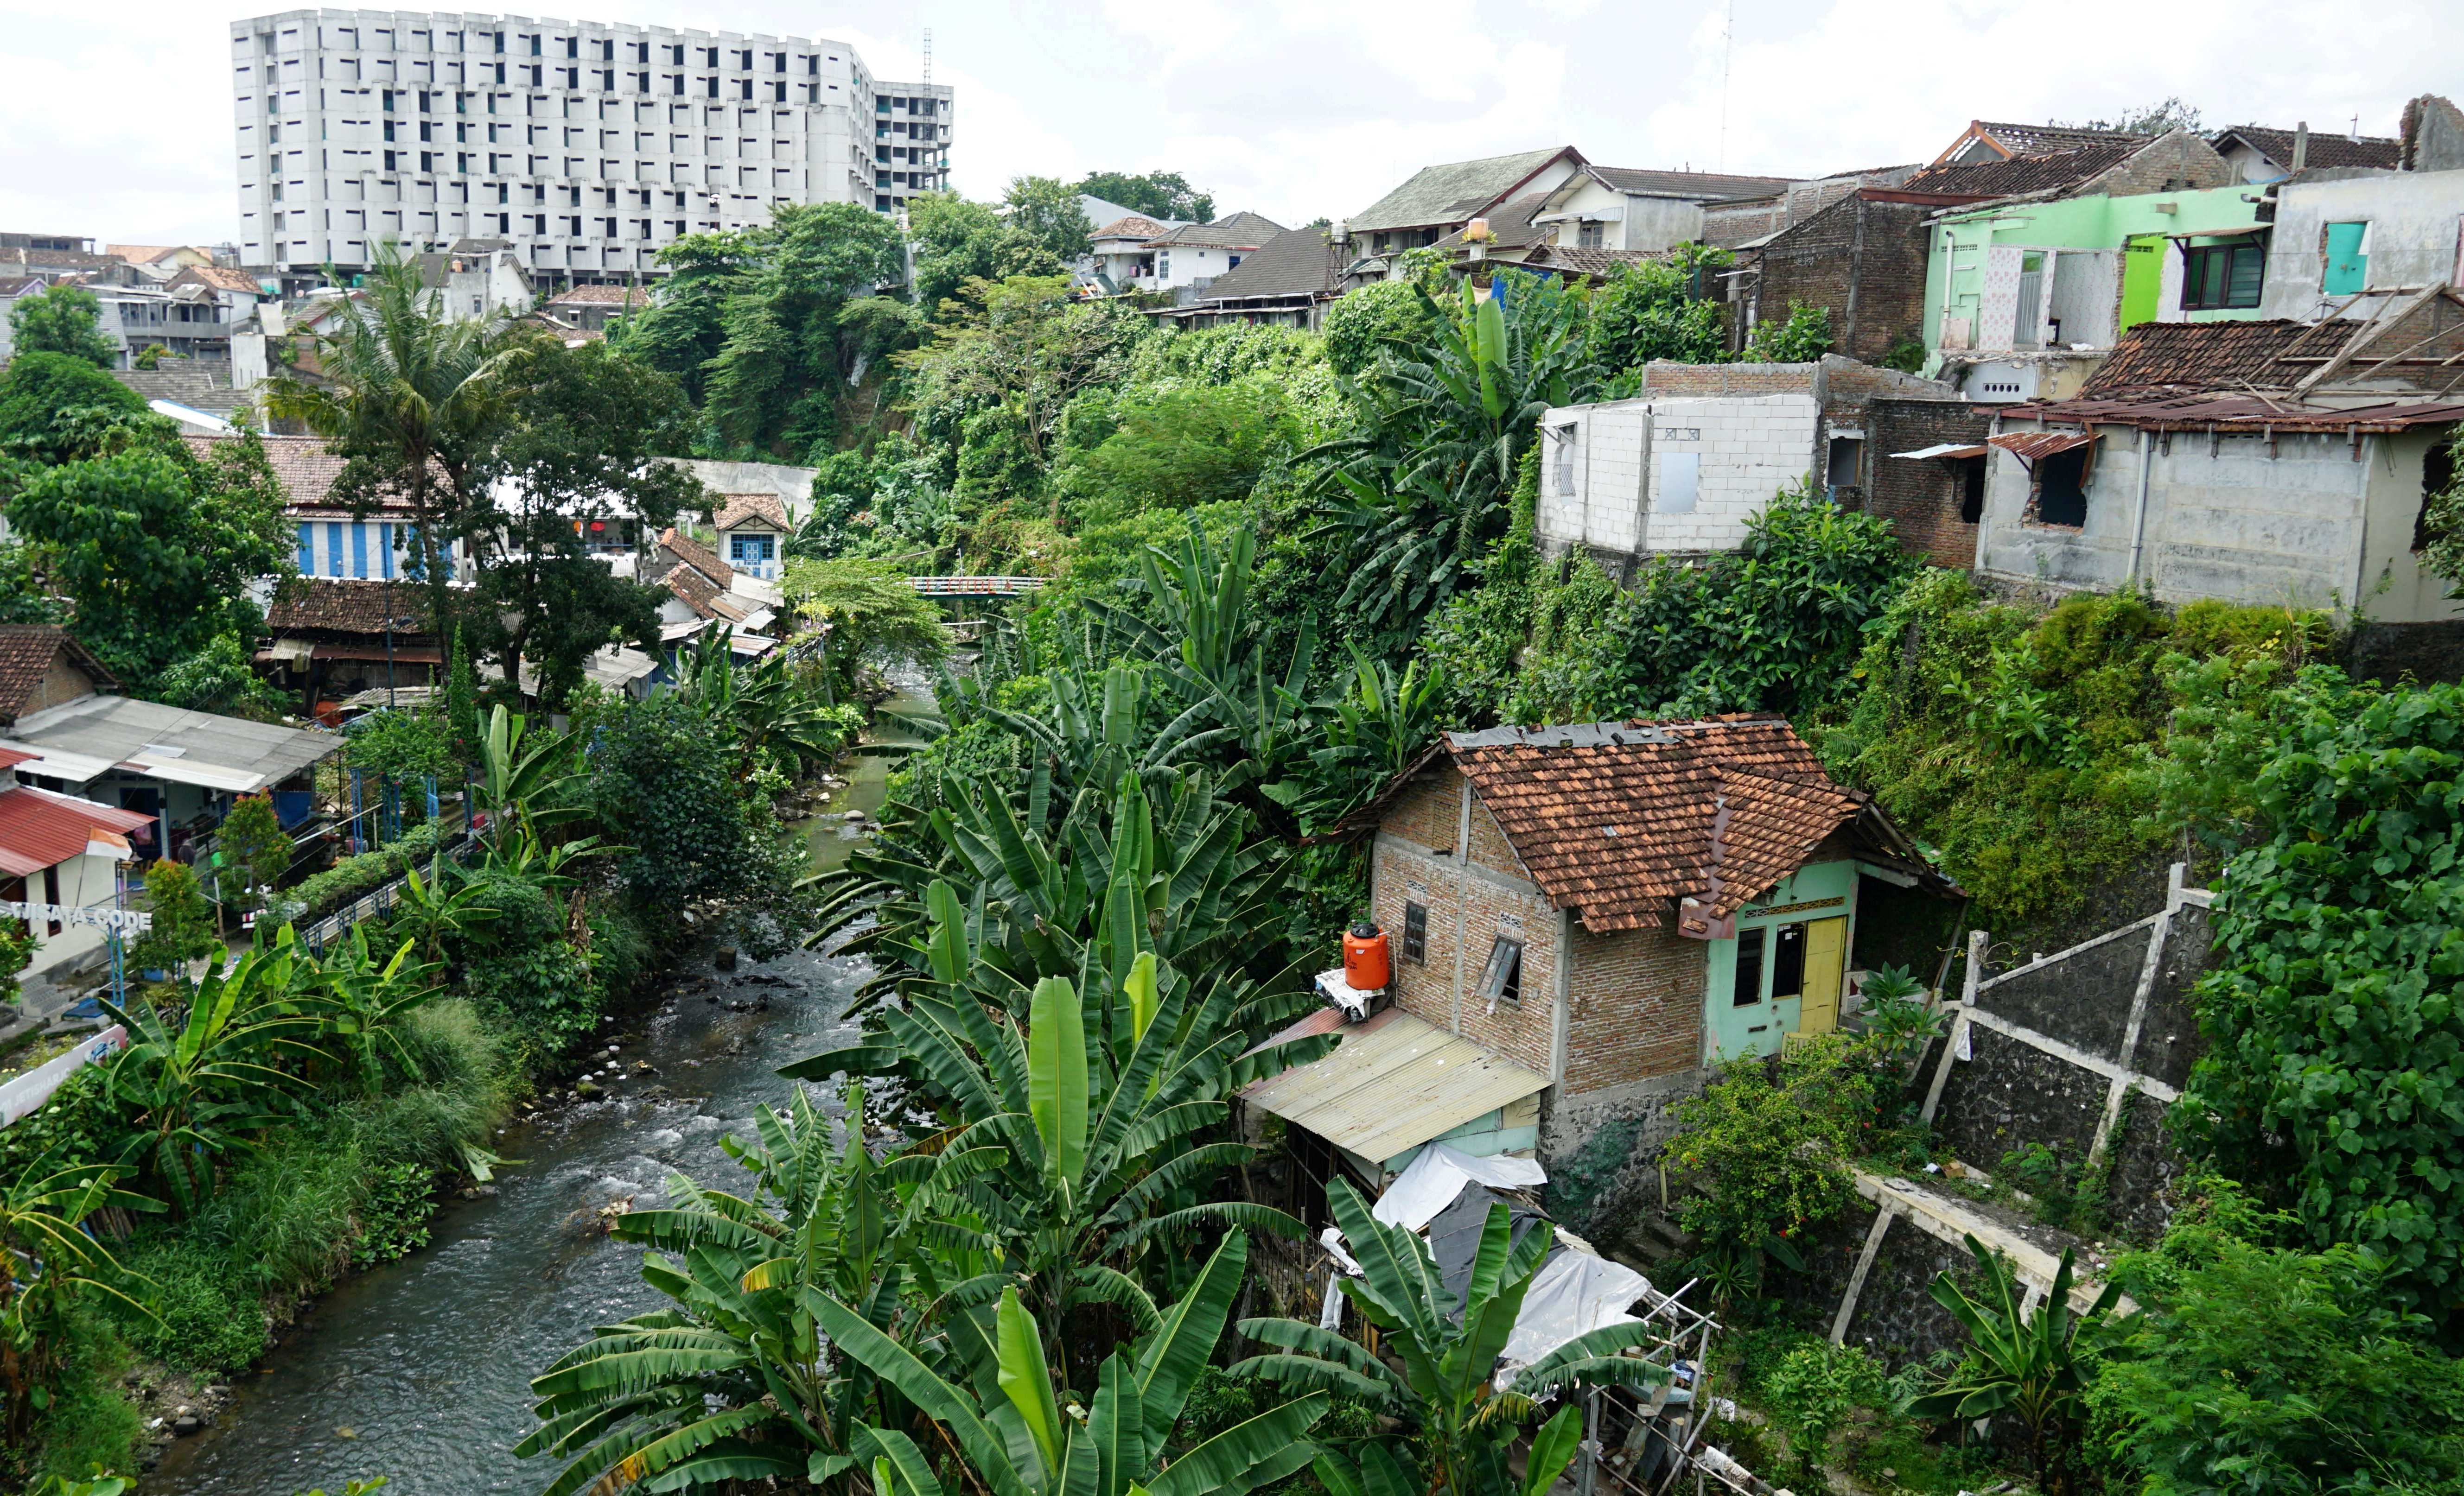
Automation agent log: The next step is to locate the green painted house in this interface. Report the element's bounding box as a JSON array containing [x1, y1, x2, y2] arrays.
[[1923, 186, 2270, 396]]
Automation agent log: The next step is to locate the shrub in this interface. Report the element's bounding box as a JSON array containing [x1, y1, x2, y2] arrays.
[[281, 821, 443, 921], [1761, 1339, 1885, 1483]]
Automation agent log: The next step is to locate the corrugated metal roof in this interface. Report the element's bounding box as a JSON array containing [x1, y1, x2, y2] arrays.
[[5, 695, 342, 793], [1239, 1008, 1550, 1167], [1989, 431, 2098, 460]]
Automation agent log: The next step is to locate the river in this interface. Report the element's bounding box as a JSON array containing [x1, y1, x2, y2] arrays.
[[146, 692, 929, 1496]]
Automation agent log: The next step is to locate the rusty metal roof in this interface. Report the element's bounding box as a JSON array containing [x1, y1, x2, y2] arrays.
[[1999, 394, 2464, 433], [1238, 1007, 1549, 1167], [1989, 430, 2098, 460]]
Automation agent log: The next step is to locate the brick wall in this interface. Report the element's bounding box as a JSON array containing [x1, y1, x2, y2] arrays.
[[1371, 834, 1559, 1078], [1467, 798, 1522, 876], [1563, 923, 1705, 1093], [1382, 767, 1459, 851], [1746, 194, 1934, 366], [1866, 397, 1993, 566]]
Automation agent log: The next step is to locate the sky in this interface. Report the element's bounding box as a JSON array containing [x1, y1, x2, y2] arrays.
[[0, 0, 2456, 249]]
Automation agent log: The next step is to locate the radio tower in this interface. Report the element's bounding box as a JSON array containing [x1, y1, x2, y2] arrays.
[[921, 26, 933, 84]]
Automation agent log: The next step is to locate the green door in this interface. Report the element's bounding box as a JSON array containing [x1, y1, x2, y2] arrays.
[[2324, 221, 2370, 295], [2120, 236, 2165, 330]]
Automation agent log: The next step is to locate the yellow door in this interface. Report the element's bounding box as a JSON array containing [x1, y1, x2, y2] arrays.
[[1794, 917, 1848, 1036]]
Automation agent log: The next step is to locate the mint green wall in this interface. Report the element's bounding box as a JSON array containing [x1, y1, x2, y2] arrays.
[[1924, 187, 2268, 353], [1703, 859, 1859, 1061]]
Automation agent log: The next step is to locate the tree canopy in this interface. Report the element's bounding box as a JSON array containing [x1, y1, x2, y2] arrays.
[[1077, 169, 1215, 224]]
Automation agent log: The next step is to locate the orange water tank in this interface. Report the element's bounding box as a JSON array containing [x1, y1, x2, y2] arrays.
[[1343, 921, 1391, 993]]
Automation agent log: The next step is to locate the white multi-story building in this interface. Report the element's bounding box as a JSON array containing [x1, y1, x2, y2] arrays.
[[230, 10, 952, 286]]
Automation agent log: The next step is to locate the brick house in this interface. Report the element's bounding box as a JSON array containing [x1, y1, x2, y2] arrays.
[[1731, 189, 1988, 367], [1243, 716, 1955, 1187]]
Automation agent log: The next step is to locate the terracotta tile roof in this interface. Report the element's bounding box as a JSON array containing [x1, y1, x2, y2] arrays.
[[179, 433, 428, 513], [1900, 141, 2138, 198], [0, 628, 116, 726], [1091, 214, 1172, 241], [662, 563, 723, 619], [172, 265, 265, 295], [2076, 318, 2318, 395], [1438, 716, 1880, 933], [1966, 122, 2145, 157], [265, 579, 429, 636], [548, 282, 649, 307], [658, 527, 733, 588], [713, 492, 789, 532]]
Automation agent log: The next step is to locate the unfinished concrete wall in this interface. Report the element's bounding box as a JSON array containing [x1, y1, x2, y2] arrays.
[[1976, 424, 2464, 621], [2261, 168, 2464, 321]]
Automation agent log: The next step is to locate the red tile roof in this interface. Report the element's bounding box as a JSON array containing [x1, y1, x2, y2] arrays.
[[1900, 141, 2138, 198], [0, 628, 115, 726], [548, 282, 650, 307], [2076, 318, 2318, 395], [1363, 716, 1945, 933], [713, 492, 790, 532], [658, 527, 732, 588], [0, 786, 153, 877], [179, 433, 427, 513]]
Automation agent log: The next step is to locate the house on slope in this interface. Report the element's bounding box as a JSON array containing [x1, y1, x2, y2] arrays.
[[0, 626, 339, 866], [260, 578, 438, 720], [1242, 717, 1954, 1185], [712, 493, 792, 577], [1338, 146, 1588, 279], [1150, 226, 1343, 330], [650, 527, 781, 653], [1534, 357, 1957, 573]]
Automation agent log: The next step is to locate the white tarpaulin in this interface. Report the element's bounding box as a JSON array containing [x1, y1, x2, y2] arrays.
[[0, 1025, 126, 1128], [1498, 1248, 1650, 1374], [1374, 1143, 1549, 1232]]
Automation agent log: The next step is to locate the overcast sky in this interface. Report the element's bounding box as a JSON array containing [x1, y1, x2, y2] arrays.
[[1, 0, 2455, 248]]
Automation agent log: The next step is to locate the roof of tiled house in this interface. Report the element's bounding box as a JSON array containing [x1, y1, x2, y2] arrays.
[[658, 527, 733, 587], [1431, 192, 1555, 251], [1356, 715, 1947, 932], [1899, 141, 2139, 198], [2208, 124, 2401, 171], [265, 578, 429, 636], [713, 492, 790, 532], [2076, 319, 2319, 395], [1586, 165, 1797, 199], [0, 628, 116, 724], [1184, 227, 1335, 302], [1143, 212, 1286, 250], [662, 563, 752, 623], [1957, 121, 2145, 158], [548, 282, 650, 307], [1091, 215, 1172, 242], [1350, 146, 1584, 233], [178, 433, 426, 512]]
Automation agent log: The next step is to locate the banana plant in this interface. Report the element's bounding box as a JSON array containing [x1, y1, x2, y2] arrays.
[[1232, 1178, 1668, 1496], [298, 924, 446, 1092], [518, 1083, 981, 1494], [0, 1159, 158, 1444], [787, 964, 1305, 1376], [474, 704, 589, 850], [98, 943, 331, 1214], [1907, 1233, 2120, 1495], [816, 1231, 1328, 1496]]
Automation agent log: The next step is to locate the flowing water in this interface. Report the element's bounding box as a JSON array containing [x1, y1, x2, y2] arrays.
[[146, 692, 935, 1496]]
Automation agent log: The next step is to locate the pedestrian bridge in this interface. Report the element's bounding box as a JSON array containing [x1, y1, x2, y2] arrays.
[[908, 575, 1046, 597]]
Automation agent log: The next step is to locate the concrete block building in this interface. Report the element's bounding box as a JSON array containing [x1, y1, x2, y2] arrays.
[[1536, 357, 1957, 571], [230, 10, 951, 287]]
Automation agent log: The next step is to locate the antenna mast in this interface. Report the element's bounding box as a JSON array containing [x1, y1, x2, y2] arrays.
[[921, 26, 933, 84], [1718, 0, 1734, 171]]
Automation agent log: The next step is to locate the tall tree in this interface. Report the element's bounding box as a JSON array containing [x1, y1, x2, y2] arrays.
[[1004, 176, 1095, 260], [8, 284, 119, 369], [700, 202, 907, 454], [1076, 170, 1214, 224], [264, 238, 516, 631], [907, 191, 1066, 314], [468, 333, 703, 700], [609, 229, 762, 405], [6, 431, 293, 686], [0, 350, 148, 459]]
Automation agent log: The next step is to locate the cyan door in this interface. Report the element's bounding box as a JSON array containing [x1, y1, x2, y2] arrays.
[[2324, 221, 2370, 295], [1703, 861, 1858, 1060]]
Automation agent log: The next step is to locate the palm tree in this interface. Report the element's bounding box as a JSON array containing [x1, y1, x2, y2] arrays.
[[1231, 1178, 1667, 1496], [263, 238, 517, 627], [814, 1232, 1328, 1496]]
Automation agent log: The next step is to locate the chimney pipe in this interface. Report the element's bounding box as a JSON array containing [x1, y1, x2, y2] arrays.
[[2290, 121, 2310, 174]]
